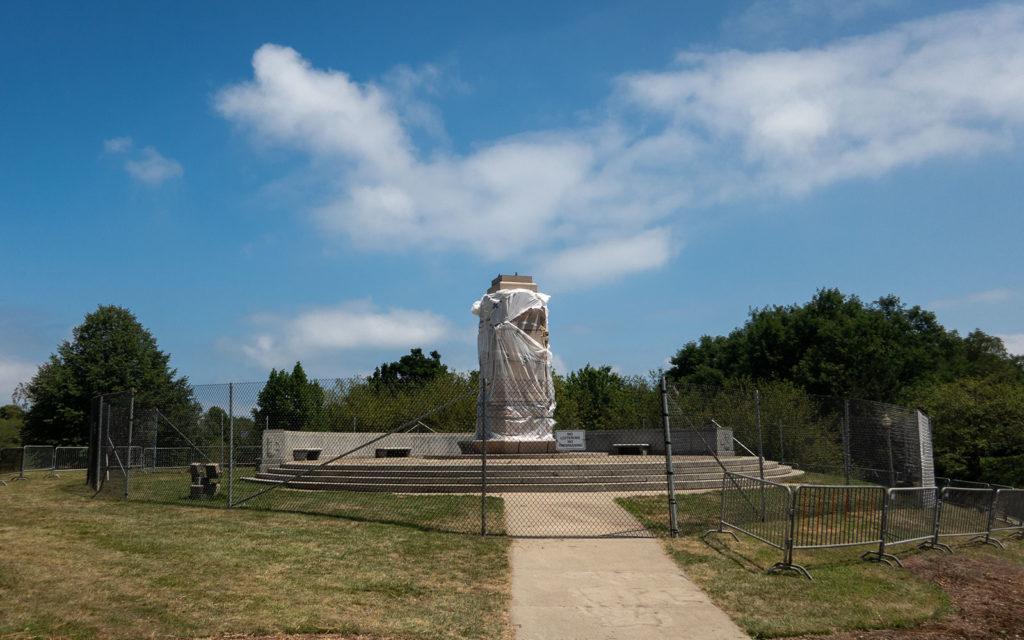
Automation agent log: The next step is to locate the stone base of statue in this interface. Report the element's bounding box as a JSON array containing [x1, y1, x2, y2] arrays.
[[458, 439, 558, 455]]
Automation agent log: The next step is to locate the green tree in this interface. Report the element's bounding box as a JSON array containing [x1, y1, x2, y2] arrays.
[[0, 404, 24, 447], [370, 348, 448, 387], [669, 288, 1022, 401], [193, 406, 229, 446], [20, 305, 195, 445], [904, 375, 1024, 481], [554, 366, 659, 430], [252, 362, 325, 431]]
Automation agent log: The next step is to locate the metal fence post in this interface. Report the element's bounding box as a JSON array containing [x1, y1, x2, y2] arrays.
[[920, 488, 952, 553], [842, 399, 852, 485], [152, 411, 158, 473], [981, 490, 1005, 548], [480, 378, 487, 537], [92, 396, 104, 490], [755, 389, 765, 481], [102, 401, 110, 486], [228, 382, 234, 508], [220, 413, 225, 476], [124, 389, 135, 499], [778, 419, 785, 465], [661, 375, 679, 538], [13, 446, 28, 481], [862, 488, 902, 567], [755, 389, 766, 520], [884, 414, 895, 487]]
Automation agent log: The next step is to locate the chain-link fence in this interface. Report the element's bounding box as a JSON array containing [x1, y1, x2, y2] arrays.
[[86, 373, 946, 539], [664, 379, 935, 488]]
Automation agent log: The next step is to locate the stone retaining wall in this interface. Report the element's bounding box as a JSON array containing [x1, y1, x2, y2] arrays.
[[260, 426, 734, 470]]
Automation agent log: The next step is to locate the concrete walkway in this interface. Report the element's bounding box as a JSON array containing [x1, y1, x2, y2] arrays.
[[506, 494, 750, 640]]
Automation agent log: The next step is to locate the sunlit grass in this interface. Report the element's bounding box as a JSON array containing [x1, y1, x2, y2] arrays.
[[619, 492, 959, 637], [113, 466, 505, 534], [0, 473, 512, 640]]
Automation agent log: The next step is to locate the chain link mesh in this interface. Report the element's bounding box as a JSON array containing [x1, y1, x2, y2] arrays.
[[86, 373, 949, 539]]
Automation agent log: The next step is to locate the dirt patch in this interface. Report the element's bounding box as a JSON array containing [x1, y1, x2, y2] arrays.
[[792, 550, 1024, 640], [195, 635, 406, 640]]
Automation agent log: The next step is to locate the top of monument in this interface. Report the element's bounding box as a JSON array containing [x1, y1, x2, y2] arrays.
[[488, 273, 537, 293]]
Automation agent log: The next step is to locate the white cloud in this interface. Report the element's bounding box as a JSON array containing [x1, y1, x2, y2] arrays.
[[215, 44, 669, 280], [537, 228, 673, 290], [0, 356, 37, 405], [216, 44, 414, 173], [929, 288, 1017, 309], [215, 5, 1024, 282], [230, 301, 453, 369], [550, 353, 569, 376], [103, 136, 133, 153], [124, 147, 184, 186], [998, 333, 1024, 356], [622, 4, 1024, 197]]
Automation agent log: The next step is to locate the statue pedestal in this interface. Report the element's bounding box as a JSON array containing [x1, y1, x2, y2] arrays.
[[458, 440, 557, 455]]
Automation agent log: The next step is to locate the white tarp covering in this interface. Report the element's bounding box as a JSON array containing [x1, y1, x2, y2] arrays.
[[472, 288, 556, 441]]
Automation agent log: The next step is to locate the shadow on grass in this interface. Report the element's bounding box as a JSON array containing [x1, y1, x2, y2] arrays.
[[96, 468, 506, 535]]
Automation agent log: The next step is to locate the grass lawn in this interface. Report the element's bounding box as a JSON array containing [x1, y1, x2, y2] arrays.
[[781, 470, 882, 486], [0, 472, 513, 640], [108, 467, 505, 535], [619, 491, 974, 638]]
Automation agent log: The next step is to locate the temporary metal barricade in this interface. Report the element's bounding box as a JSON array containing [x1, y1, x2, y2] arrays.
[[23, 445, 55, 477], [929, 487, 1001, 551], [54, 446, 90, 472], [864, 487, 939, 567], [702, 472, 808, 579], [791, 485, 886, 569], [705, 479, 1024, 580], [988, 488, 1024, 541], [1, 446, 28, 481], [0, 446, 21, 485]]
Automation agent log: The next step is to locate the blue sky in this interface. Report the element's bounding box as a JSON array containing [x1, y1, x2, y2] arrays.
[[2, 0, 1024, 400]]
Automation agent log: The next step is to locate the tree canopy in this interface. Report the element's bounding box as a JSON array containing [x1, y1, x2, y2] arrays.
[[370, 348, 448, 387], [667, 288, 1024, 482], [554, 365, 658, 431], [904, 375, 1024, 482], [252, 362, 325, 431], [668, 288, 1023, 402], [19, 305, 195, 445], [0, 404, 24, 447]]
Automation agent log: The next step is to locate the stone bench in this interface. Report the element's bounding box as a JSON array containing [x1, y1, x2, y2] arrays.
[[376, 447, 412, 458], [611, 443, 650, 456], [292, 449, 322, 461]]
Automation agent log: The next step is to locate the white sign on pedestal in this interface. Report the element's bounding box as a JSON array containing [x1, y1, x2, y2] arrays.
[[555, 430, 586, 451]]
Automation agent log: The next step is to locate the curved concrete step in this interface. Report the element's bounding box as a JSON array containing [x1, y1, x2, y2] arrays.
[[268, 457, 784, 474], [242, 455, 802, 493], [259, 465, 787, 481], [240, 475, 799, 493]]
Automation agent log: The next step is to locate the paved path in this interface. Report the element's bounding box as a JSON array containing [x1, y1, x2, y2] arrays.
[[506, 493, 750, 640], [501, 492, 652, 538]]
